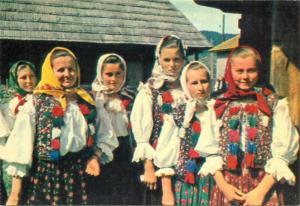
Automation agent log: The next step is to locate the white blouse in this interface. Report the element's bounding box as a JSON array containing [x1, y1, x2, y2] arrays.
[[154, 100, 216, 177], [0, 95, 113, 176], [197, 98, 299, 185], [131, 82, 185, 163]]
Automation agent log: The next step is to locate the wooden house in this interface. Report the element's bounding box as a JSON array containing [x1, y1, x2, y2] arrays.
[[0, 0, 211, 87]]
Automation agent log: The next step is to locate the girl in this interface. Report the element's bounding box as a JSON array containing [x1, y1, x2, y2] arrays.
[[2, 47, 103, 205], [131, 35, 186, 205], [197, 46, 299, 205], [0, 61, 37, 205], [91, 53, 141, 204], [155, 61, 215, 206]]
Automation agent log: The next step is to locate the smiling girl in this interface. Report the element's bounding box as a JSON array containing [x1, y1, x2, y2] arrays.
[[0, 61, 37, 205], [198, 46, 299, 205], [91, 53, 141, 204]]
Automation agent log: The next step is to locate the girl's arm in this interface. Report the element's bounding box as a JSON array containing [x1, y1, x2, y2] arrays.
[[161, 176, 175, 206], [6, 177, 22, 206], [214, 171, 245, 203], [131, 84, 155, 163]]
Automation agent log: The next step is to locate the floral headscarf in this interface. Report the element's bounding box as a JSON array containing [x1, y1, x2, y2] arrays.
[[214, 45, 273, 118], [8, 60, 36, 96], [149, 35, 187, 89], [180, 61, 210, 128], [34, 47, 95, 110], [91, 53, 127, 96]]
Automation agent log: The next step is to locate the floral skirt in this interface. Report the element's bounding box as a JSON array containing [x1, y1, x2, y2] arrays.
[[26, 151, 89, 205], [175, 175, 214, 206], [210, 168, 284, 206]]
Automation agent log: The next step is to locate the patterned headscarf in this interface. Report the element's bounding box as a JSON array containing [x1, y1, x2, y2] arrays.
[[214, 45, 273, 118], [149, 35, 187, 89], [91, 53, 127, 95], [8, 60, 36, 96], [34, 47, 95, 110]]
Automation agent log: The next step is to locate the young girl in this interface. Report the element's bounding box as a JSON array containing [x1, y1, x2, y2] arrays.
[[91, 53, 141, 204], [197, 46, 299, 205], [2, 47, 103, 205], [155, 61, 215, 206], [131, 35, 186, 205], [0, 61, 37, 205]]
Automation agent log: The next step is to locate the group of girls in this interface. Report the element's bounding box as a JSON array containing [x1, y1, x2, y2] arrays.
[[0, 34, 298, 206]]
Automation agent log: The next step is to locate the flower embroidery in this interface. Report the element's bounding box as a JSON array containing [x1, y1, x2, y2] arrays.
[[162, 91, 174, 104], [79, 104, 91, 115], [52, 105, 64, 117]]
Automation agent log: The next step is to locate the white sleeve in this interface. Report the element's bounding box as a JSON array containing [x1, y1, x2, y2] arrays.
[[0, 97, 35, 177], [154, 114, 180, 177], [94, 99, 119, 164], [196, 100, 223, 176], [0, 109, 10, 138], [131, 83, 155, 162], [265, 98, 299, 185]]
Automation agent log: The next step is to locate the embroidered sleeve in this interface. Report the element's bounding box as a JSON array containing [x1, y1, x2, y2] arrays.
[[153, 114, 180, 174], [94, 101, 119, 164], [131, 83, 155, 162], [265, 98, 299, 185], [0, 96, 35, 177], [196, 100, 223, 175]]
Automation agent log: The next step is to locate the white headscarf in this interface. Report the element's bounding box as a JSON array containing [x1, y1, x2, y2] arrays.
[[179, 61, 210, 128], [92, 53, 127, 96], [149, 35, 187, 89]]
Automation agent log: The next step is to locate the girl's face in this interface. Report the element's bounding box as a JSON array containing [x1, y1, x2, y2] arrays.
[[231, 56, 258, 91], [102, 63, 125, 92], [186, 69, 210, 100], [17, 66, 37, 93], [159, 48, 184, 78], [52, 56, 78, 89]]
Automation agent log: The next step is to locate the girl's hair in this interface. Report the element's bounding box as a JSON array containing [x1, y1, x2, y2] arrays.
[[102, 55, 125, 71], [159, 36, 185, 58], [187, 62, 210, 81], [17, 63, 35, 73], [50, 50, 76, 66], [230, 46, 262, 67]]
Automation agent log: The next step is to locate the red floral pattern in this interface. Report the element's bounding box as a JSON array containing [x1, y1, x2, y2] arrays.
[[51, 138, 60, 150], [192, 121, 201, 134], [52, 106, 64, 117], [79, 104, 91, 115], [229, 106, 241, 116], [162, 91, 174, 104], [121, 99, 130, 110], [245, 104, 258, 114]]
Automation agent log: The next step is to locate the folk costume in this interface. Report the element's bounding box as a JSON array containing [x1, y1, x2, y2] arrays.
[[131, 35, 186, 204], [197, 47, 299, 206], [91, 53, 141, 204], [6, 47, 100, 205]]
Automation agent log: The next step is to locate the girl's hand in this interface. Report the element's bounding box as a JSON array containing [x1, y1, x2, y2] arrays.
[[243, 187, 265, 206], [220, 182, 245, 203], [86, 156, 100, 176], [143, 160, 157, 190]]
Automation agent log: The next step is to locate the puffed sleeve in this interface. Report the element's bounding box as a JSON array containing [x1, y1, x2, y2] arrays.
[[0, 96, 35, 177], [264, 98, 299, 185], [195, 100, 224, 176], [131, 82, 155, 162], [0, 109, 10, 140], [154, 114, 180, 177], [94, 98, 119, 164]]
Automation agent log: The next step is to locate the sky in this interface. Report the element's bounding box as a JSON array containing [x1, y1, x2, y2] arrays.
[[169, 0, 241, 34]]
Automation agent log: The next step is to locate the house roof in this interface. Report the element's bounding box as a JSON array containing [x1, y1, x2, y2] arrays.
[[209, 34, 239, 52], [0, 0, 211, 49]]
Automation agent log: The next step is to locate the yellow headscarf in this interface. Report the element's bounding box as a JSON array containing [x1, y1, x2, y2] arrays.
[[34, 47, 95, 110]]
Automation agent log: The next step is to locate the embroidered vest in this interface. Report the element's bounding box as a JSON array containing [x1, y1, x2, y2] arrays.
[[34, 94, 96, 161], [173, 105, 205, 184], [218, 90, 278, 170]]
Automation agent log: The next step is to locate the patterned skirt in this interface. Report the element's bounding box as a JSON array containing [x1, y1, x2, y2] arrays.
[[210, 168, 284, 206], [175, 175, 214, 206], [26, 150, 89, 205]]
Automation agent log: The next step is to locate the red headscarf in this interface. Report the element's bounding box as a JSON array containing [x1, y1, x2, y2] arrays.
[[214, 46, 273, 118]]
